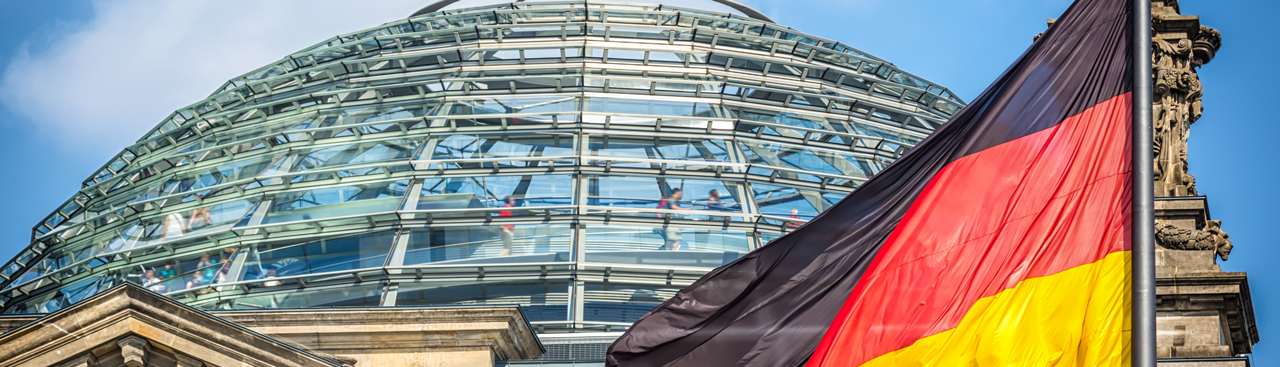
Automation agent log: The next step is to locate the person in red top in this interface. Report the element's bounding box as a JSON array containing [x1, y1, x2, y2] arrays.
[[787, 208, 804, 229], [499, 197, 516, 256]]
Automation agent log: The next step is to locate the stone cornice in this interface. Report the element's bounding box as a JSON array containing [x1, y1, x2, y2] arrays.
[[0, 284, 344, 367]]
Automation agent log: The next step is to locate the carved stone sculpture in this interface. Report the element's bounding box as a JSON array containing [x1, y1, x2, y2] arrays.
[[1156, 219, 1233, 260], [1151, 1, 1222, 197]]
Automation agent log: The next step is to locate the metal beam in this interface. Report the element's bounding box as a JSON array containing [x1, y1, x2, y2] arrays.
[[1131, 0, 1156, 365]]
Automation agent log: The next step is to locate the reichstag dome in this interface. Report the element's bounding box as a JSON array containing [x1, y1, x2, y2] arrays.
[[0, 0, 963, 338]]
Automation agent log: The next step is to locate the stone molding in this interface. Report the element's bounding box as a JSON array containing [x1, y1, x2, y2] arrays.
[[0, 284, 544, 367], [175, 353, 204, 367], [215, 306, 544, 365], [58, 354, 97, 367], [0, 284, 345, 367]]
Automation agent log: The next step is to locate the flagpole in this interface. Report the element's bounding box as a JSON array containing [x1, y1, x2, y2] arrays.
[[1131, 0, 1156, 365]]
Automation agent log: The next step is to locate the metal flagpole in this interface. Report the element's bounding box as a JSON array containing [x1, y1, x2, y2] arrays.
[[1131, 0, 1156, 365]]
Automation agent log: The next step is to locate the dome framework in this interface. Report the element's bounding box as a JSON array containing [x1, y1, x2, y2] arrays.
[[0, 0, 962, 334]]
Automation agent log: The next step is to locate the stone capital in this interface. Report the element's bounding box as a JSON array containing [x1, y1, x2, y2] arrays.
[[116, 335, 150, 367]]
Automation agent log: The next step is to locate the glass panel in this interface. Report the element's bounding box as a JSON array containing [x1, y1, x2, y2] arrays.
[[738, 139, 880, 185], [583, 282, 681, 323], [241, 230, 396, 280], [259, 138, 421, 182], [3, 269, 43, 291], [218, 284, 385, 309], [4, 276, 102, 314], [583, 224, 750, 267], [254, 179, 409, 224], [130, 154, 278, 203], [402, 224, 572, 266], [585, 175, 747, 215], [750, 183, 846, 222], [583, 97, 729, 117], [432, 95, 577, 115], [395, 279, 570, 322], [415, 175, 575, 211], [850, 121, 922, 149], [127, 248, 240, 294], [421, 132, 575, 169], [141, 198, 261, 245], [587, 135, 736, 172]]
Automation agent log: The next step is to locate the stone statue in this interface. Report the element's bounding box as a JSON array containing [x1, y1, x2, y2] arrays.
[[1151, 1, 1222, 197], [1156, 220, 1233, 261]]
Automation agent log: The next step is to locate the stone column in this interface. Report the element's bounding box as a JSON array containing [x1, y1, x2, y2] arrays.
[[116, 335, 150, 367]]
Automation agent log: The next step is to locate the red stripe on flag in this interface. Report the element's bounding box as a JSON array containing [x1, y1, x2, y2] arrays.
[[807, 93, 1133, 366]]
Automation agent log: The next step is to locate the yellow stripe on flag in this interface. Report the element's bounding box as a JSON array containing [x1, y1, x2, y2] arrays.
[[860, 251, 1131, 367]]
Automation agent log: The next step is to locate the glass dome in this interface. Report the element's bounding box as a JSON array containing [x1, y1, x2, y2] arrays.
[[0, 0, 963, 335]]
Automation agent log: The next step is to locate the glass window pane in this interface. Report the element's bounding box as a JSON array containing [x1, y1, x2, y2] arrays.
[[402, 224, 572, 266], [588, 135, 736, 172], [255, 179, 409, 224], [420, 133, 575, 169], [261, 138, 422, 178], [242, 230, 396, 280], [738, 139, 881, 185], [750, 182, 846, 221], [415, 174, 575, 210], [583, 282, 681, 323], [125, 247, 240, 295], [130, 154, 278, 203], [395, 279, 570, 322], [433, 95, 578, 116], [583, 224, 750, 268], [585, 175, 747, 215], [219, 284, 385, 310]]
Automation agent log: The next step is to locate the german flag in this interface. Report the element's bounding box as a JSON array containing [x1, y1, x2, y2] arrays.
[[606, 0, 1133, 365]]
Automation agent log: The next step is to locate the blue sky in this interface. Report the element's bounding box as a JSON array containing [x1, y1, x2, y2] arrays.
[[0, 0, 1273, 362]]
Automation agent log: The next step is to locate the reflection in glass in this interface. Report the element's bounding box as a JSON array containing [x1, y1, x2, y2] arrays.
[[130, 154, 277, 203], [242, 230, 396, 280], [256, 179, 409, 224], [585, 175, 745, 214], [422, 133, 575, 169], [127, 247, 240, 295], [218, 284, 385, 309], [583, 282, 680, 323], [738, 140, 881, 186], [583, 224, 749, 267], [588, 135, 735, 172], [395, 280, 570, 322], [432, 96, 577, 127], [750, 183, 845, 219], [91, 199, 260, 258], [415, 175, 574, 211], [5, 276, 103, 314], [260, 138, 421, 181], [582, 97, 732, 125], [402, 224, 571, 266]]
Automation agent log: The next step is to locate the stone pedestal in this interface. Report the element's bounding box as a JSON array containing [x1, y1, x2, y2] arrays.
[[1155, 197, 1258, 366]]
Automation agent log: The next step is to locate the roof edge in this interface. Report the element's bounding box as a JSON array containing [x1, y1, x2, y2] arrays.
[[410, 0, 775, 23]]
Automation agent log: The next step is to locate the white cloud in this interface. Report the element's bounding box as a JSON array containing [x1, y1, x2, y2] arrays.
[[0, 0, 424, 157]]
